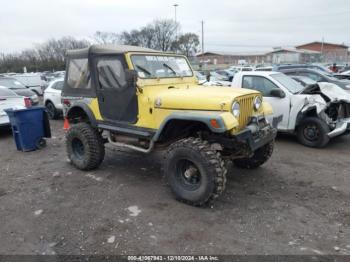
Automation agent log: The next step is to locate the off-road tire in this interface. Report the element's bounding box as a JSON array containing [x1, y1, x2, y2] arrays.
[[297, 117, 330, 148], [46, 101, 58, 120], [233, 141, 274, 169], [66, 123, 105, 171], [164, 137, 227, 206]]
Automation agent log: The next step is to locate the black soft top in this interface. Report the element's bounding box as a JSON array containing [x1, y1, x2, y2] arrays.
[[66, 44, 161, 58]]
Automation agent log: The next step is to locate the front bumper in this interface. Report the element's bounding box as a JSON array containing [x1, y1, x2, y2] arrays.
[[235, 115, 280, 151], [328, 118, 350, 138]]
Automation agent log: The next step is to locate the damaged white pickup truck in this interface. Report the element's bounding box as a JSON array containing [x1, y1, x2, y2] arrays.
[[232, 71, 350, 147]]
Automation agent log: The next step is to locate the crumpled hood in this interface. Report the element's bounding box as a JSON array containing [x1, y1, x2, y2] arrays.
[[154, 86, 260, 111], [317, 82, 350, 102]]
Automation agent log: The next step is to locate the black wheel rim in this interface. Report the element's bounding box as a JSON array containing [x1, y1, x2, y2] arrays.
[[175, 159, 202, 191], [46, 103, 55, 119], [303, 124, 320, 142], [72, 138, 85, 160]]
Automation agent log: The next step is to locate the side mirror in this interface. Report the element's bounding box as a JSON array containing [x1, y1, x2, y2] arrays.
[[270, 88, 286, 98], [125, 69, 138, 87]]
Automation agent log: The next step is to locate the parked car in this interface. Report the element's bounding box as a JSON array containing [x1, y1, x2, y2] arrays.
[[333, 74, 350, 81], [229, 66, 254, 72], [232, 71, 350, 148], [194, 71, 207, 82], [0, 87, 31, 127], [210, 71, 228, 81], [43, 79, 64, 119], [0, 77, 39, 105], [12, 73, 47, 96], [255, 66, 273, 71], [42, 71, 66, 83], [273, 64, 333, 74], [215, 69, 234, 81], [339, 66, 350, 73], [279, 68, 350, 91]]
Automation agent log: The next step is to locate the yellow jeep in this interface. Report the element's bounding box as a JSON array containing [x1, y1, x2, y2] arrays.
[[62, 45, 278, 206]]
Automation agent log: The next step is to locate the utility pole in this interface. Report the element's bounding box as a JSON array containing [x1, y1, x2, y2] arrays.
[[173, 4, 178, 23], [321, 37, 324, 63], [201, 20, 204, 54], [173, 4, 179, 42]]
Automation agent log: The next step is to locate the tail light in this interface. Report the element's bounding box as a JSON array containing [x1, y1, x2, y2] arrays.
[[62, 99, 71, 107], [24, 97, 32, 107]]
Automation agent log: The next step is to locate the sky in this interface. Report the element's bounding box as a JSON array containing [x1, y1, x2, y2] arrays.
[[0, 0, 349, 54]]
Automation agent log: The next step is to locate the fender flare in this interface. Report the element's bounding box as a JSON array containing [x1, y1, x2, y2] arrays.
[[152, 112, 228, 141], [66, 102, 98, 127]]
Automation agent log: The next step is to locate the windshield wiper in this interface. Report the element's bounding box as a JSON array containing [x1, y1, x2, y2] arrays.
[[163, 63, 178, 76], [136, 65, 152, 76]]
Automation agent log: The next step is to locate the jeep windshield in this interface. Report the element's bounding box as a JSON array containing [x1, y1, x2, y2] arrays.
[[131, 55, 193, 79]]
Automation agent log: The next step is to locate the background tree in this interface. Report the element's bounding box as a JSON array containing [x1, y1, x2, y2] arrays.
[[152, 19, 179, 51], [0, 36, 90, 73], [0, 19, 200, 73], [119, 19, 179, 52], [172, 33, 200, 57], [92, 31, 119, 44]]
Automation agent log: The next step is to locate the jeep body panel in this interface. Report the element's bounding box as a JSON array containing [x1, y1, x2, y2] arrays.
[[63, 45, 276, 143]]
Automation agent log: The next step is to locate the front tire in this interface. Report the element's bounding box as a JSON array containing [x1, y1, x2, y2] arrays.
[[233, 141, 274, 169], [164, 137, 227, 206], [66, 123, 105, 170], [297, 117, 330, 148]]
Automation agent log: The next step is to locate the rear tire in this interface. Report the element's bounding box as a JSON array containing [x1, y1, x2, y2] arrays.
[[297, 117, 330, 148], [233, 141, 274, 169], [46, 101, 58, 120], [66, 123, 105, 171], [164, 137, 227, 206]]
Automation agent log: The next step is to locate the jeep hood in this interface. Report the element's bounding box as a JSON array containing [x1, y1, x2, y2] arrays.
[[154, 86, 260, 111]]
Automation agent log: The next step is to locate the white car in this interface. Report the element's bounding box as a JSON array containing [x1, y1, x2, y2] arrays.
[[229, 66, 254, 72], [232, 71, 350, 148], [43, 79, 63, 119], [12, 74, 47, 96], [0, 87, 30, 127]]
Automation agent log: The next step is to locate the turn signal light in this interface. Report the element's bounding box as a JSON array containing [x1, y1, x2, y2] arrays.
[[210, 119, 220, 129]]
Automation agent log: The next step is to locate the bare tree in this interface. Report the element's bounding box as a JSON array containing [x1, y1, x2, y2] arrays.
[[172, 33, 200, 57], [152, 19, 179, 51], [92, 31, 119, 45], [119, 19, 179, 52], [119, 26, 156, 49], [0, 36, 90, 73]]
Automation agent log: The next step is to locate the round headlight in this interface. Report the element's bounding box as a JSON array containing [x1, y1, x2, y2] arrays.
[[253, 96, 262, 111], [231, 102, 240, 118]]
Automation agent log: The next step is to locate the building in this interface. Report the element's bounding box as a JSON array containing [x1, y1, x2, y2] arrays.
[[296, 41, 349, 63], [196, 51, 267, 66], [265, 48, 321, 64]]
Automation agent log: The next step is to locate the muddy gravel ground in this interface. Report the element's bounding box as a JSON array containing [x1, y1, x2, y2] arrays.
[[0, 119, 350, 255]]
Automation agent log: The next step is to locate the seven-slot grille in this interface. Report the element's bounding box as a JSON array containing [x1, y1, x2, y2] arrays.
[[236, 95, 256, 128]]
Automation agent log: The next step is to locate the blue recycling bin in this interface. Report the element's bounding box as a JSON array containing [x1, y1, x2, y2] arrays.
[[5, 107, 51, 152]]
